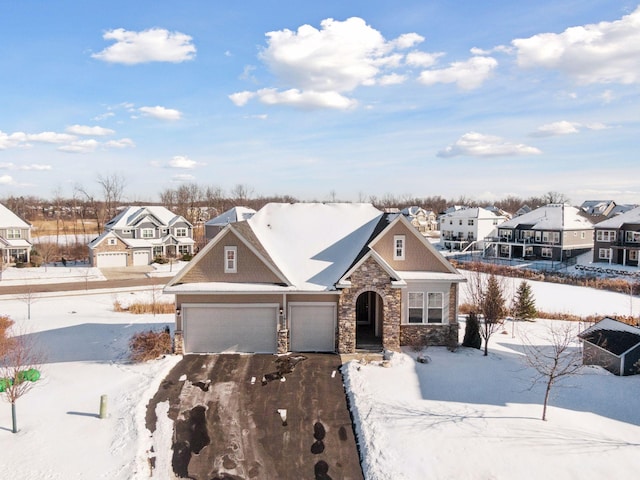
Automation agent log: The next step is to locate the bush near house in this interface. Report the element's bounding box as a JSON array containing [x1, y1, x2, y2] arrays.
[[129, 328, 172, 362]]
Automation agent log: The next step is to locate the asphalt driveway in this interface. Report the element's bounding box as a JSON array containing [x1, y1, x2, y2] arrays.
[[147, 353, 364, 480]]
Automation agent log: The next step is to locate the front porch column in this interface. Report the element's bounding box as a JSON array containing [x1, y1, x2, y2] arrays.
[[381, 289, 401, 351]]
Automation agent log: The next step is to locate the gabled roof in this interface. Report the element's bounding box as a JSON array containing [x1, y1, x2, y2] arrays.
[[439, 206, 506, 220], [105, 206, 190, 230], [497, 204, 593, 230], [594, 205, 640, 229], [0, 203, 30, 229], [579, 317, 640, 356], [205, 206, 256, 226], [167, 203, 464, 293]]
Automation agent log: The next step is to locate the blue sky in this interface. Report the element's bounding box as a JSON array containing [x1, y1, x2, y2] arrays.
[[1, 0, 639, 204]]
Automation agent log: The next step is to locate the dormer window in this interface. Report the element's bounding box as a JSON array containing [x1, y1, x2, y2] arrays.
[[6, 229, 21, 239], [224, 246, 237, 273], [175, 227, 188, 237], [107, 238, 117, 246], [394, 235, 405, 260], [141, 228, 154, 239]]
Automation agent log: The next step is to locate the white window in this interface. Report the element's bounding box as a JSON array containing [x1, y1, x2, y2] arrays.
[[408, 292, 424, 323], [6, 229, 21, 239], [499, 229, 512, 239], [500, 245, 510, 254], [493, 219, 499, 225], [394, 235, 405, 260], [141, 228, 154, 239], [525, 246, 533, 256], [175, 227, 188, 237], [596, 230, 617, 242], [625, 231, 640, 243], [224, 246, 237, 273], [122, 229, 131, 234], [581, 232, 585, 239], [153, 246, 163, 257], [599, 248, 611, 260], [468, 219, 474, 226], [107, 238, 117, 246], [541, 248, 553, 258], [459, 220, 463, 225], [178, 245, 190, 254], [630, 250, 638, 261], [427, 292, 444, 323]]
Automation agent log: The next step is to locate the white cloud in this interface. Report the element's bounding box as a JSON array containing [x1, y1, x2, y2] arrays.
[[601, 89, 614, 103], [0, 175, 14, 185], [231, 17, 429, 109], [92, 28, 196, 64], [172, 174, 196, 182], [378, 73, 406, 86], [168, 155, 199, 169], [437, 132, 542, 158], [20, 164, 52, 171], [585, 122, 609, 130], [418, 56, 498, 90], [255, 88, 357, 110], [58, 139, 99, 153], [105, 138, 135, 148], [405, 51, 443, 68], [530, 121, 580, 137], [28, 131, 78, 143], [229, 91, 256, 107], [139, 106, 182, 121], [66, 125, 115, 136], [512, 6, 640, 84], [0, 131, 27, 149]]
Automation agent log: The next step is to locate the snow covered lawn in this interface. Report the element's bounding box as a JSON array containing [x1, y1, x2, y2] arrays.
[[0, 273, 639, 479], [0, 289, 180, 480]]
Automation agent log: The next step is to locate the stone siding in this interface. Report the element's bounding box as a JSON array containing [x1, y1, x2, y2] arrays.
[[400, 324, 458, 350], [338, 256, 401, 354], [277, 329, 289, 354]]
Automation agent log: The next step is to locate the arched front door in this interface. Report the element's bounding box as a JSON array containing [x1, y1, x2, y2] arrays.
[[355, 291, 383, 350]]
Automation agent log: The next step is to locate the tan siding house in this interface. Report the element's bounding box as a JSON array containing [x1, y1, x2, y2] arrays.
[[166, 203, 465, 355]]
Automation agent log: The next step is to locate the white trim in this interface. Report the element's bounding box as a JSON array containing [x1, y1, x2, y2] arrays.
[[224, 246, 237, 273], [393, 235, 406, 260]]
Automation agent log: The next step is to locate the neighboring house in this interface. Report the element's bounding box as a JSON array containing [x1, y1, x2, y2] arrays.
[[400, 206, 437, 233], [579, 317, 640, 376], [592, 206, 640, 266], [88, 206, 195, 268], [204, 206, 256, 241], [164, 203, 466, 355], [438, 207, 507, 251], [487, 204, 594, 262], [0, 203, 32, 264], [580, 200, 618, 218]]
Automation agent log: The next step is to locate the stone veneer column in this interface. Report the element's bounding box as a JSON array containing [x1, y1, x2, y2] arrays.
[[173, 330, 184, 355], [337, 256, 401, 353], [277, 329, 289, 354]]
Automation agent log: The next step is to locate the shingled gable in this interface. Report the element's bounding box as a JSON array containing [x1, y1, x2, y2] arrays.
[[167, 221, 290, 287], [337, 213, 463, 287]]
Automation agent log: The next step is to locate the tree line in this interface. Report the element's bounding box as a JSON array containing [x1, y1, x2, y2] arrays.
[[2, 172, 570, 228]]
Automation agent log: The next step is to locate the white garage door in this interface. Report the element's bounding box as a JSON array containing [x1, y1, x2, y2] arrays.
[[290, 303, 336, 352], [133, 251, 150, 266], [96, 252, 127, 268], [183, 304, 278, 353]]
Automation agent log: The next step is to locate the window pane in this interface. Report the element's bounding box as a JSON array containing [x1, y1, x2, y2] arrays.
[[428, 293, 442, 308], [408, 308, 423, 323], [427, 308, 443, 323]]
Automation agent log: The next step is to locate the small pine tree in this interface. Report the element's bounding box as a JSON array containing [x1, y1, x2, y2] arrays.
[[513, 280, 537, 321], [462, 312, 482, 349], [480, 275, 507, 356]]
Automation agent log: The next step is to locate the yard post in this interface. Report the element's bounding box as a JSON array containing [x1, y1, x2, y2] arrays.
[[99, 394, 108, 419]]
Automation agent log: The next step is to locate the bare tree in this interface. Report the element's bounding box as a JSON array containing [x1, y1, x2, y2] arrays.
[[0, 325, 44, 433], [465, 268, 508, 356], [97, 172, 126, 222], [230, 184, 254, 204], [17, 287, 40, 320], [521, 322, 582, 421]]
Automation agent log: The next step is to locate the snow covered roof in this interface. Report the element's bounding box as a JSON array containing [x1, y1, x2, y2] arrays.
[[439, 207, 505, 220], [247, 203, 383, 290], [497, 204, 593, 230], [579, 317, 640, 356], [0, 203, 30, 229], [205, 206, 256, 226], [105, 206, 188, 229], [594, 205, 640, 228]]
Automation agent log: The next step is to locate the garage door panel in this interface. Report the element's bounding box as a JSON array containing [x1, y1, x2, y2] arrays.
[[133, 251, 150, 266], [184, 305, 278, 353], [290, 303, 336, 352], [96, 252, 127, 268]]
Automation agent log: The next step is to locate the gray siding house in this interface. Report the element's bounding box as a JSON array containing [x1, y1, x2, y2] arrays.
[[0, 203, 32, 265], [89, 206, 195, 267], [592, 206, 640, 266], [486, 204, 594, 262]]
